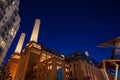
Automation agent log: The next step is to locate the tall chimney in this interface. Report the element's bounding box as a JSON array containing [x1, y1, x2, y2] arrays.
[[15, 33, 26, 54], [30, 19, 41, 42]]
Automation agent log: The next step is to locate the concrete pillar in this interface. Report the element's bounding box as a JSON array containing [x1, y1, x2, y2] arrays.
[[15, 33, 26, 54], [30, 19, 41, 42]]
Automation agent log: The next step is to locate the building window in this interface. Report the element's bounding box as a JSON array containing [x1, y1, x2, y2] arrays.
[[12, 1, 15, 5], [65, 64, 70, 67], [9, 28, 16, 38], [50, 65, 52, 69], [48, 61, 52, 64], [57, 66, 61, 70], [0, 40, 6, 48], [47, 55, 51, 59], [40, 53, 46, 62], [57, 61, 61, 64], [65, 68, 69, 72], [48, 65, 52, 70]]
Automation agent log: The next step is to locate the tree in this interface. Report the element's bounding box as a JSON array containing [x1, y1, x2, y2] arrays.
[[0, 65, 12, 80]]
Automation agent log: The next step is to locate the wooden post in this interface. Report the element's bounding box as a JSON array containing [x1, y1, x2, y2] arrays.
[[103, 61, 109, 80], [115, 64, 118, 80]]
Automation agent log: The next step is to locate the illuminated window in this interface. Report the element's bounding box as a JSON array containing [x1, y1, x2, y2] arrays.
[[47, 55, 51, 59], [57, 66, 61, 70], [65, 64, 70, 67], [9, 28, 16, 37], [48, 61, 52, 64], [0, 40, 6, 48], [57, 62, 61, 64], [66, 75, 69, 78], [50, 65, 52, 69], [48, 65, 52, 70], [65, 68, 69, 72], [40, 54, 46, 62], [32, 43, 41, 49], [12, 1, 15, 5]]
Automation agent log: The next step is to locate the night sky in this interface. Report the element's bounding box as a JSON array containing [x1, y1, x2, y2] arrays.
[[5, 0, 120, 64]]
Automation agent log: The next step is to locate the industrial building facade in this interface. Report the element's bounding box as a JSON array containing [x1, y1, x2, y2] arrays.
[[5, 19, 114, 80], [0, 0, 20, 64], [6, 42, 114, 80]]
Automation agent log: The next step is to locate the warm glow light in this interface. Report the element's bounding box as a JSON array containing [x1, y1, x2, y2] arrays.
[[12, 55, 20, 59]]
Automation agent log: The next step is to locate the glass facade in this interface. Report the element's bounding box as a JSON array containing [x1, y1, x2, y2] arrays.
[[0, 0, 20, 64]]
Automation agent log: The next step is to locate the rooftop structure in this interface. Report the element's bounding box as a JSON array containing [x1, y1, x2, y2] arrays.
[[0, 0, 20, 64], [98, 37, 120, 59], [98, 37, 120, 80], [65, 51, 99, 67]]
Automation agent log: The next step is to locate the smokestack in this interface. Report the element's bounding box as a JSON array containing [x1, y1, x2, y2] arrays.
[[30, 19, 41, 42], [15, 33, 26, 54]]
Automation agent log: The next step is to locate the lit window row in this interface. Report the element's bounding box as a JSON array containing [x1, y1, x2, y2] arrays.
[[65, 64, 70, 67], [66, 75, 69, 78], [47, 55, 51, 59], [32, 43, 41, 49], [40, 54, 52, 62], [57, 61, 61, 64], [40, 54, 46, 62], [48, 61, 52, 64]]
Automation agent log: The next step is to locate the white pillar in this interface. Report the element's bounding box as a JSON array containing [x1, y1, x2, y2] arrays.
[[15, 33, 26, 54], [30, 19, 41, 42]]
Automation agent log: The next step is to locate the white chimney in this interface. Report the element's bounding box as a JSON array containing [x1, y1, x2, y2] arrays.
[[30, 19, 41, 42], [15, 33, 26, 54], [85, 51, 89, 56]]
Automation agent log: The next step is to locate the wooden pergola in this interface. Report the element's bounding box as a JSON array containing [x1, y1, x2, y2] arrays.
[[98, 60, 120, 80], [97, 37, 120, 80]]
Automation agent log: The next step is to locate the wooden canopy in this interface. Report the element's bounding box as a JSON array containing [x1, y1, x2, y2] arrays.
[[97, 37, 120, 48]]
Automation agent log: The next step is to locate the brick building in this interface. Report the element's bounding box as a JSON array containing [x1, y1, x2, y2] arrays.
[[5, 19, 115, 80], [14, 41, 114, 80]]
